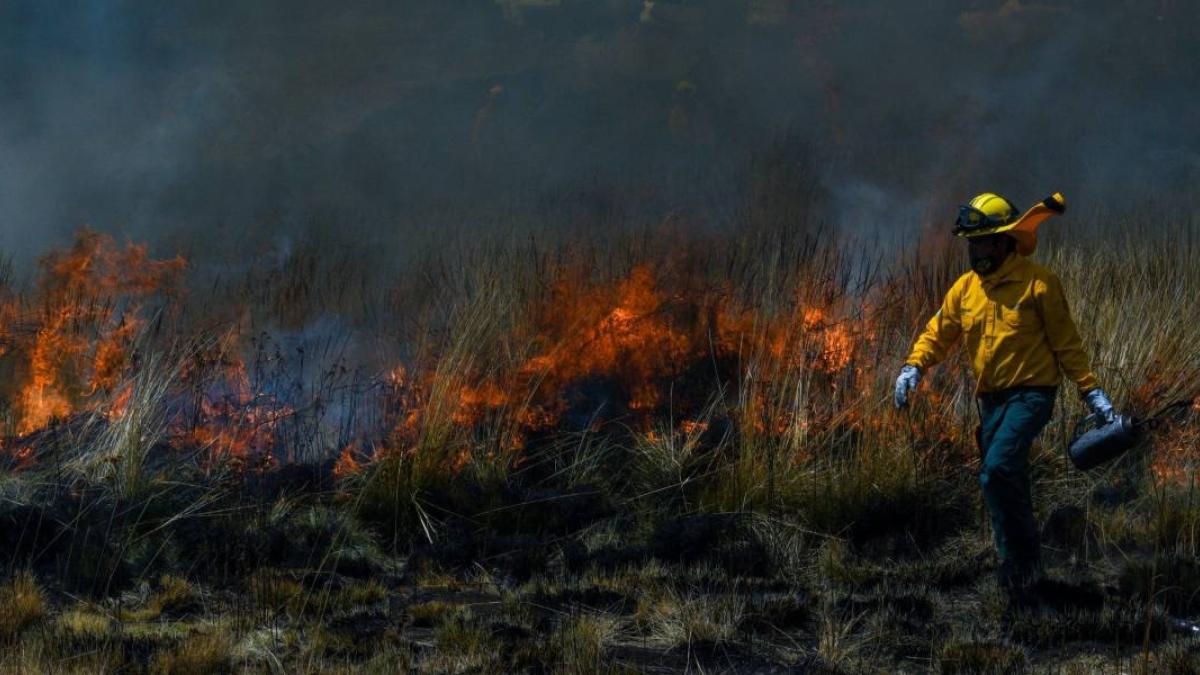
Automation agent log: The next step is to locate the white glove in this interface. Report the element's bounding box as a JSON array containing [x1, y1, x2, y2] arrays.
[[1083, 388, 1115, 424], [894, 365, 922, 409]]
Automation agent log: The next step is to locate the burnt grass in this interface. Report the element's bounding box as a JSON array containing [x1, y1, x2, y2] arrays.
[[2, 430, 1199, 673]]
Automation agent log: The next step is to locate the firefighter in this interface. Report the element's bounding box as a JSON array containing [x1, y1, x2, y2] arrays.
[[893, 192, 1114, 595]]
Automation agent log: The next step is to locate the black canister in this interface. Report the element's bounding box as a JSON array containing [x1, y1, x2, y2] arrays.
[[1067, 414, 1142, 471]]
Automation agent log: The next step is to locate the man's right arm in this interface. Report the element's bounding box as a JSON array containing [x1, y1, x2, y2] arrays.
[[905, 277, 964, 371]]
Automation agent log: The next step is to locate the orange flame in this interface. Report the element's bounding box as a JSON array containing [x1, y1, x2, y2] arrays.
[[8, 229, 184, 435], [333, 442, 365, 479], [400, 261, 877, 458]]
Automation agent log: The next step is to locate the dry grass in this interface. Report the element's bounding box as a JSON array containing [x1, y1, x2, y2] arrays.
[[148, 630, 234, 675], [119, 575, 201, 622], [422, 609, 496, 672], [407, 599, 456, 626], [0, 571, 46, 643], [547, 613, 622, 674], [643, 588, 745, 648], [814, 596, 870, 669], [936, 638, 1027, 674]]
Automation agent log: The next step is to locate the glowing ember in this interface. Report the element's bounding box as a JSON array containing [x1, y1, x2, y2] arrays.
[[333, 443, 365, 479], [107, 383, 135, 420], [179, 343, 294, 469], [1150, 421, 1200, 489]]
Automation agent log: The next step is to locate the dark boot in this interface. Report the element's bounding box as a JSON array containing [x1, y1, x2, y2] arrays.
[[997, 557, 1044, 614]]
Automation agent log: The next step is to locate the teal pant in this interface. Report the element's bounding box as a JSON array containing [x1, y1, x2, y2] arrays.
[[976, 386, 1056, 586]]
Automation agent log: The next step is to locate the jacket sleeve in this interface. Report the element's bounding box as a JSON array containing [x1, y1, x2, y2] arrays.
[[1036, 272, 1099, 394], [905, 277, 963, 371]]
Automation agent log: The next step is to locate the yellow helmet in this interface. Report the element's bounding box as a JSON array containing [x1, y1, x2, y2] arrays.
[[953, 192, 1066, 256], [953, 192, 1020, 237]]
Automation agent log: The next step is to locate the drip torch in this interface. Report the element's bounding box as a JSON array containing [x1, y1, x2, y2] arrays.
[[1067, 398, 1196, 471]]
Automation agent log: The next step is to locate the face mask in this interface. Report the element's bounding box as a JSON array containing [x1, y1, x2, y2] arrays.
[[970, 249, 1012, 276], [970, 252, 1000, 275]]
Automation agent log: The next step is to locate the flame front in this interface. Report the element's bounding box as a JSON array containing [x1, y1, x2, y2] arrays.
[[1, 228, 1193, 488]]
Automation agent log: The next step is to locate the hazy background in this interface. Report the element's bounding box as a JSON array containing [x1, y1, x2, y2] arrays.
[[1, 0, 1197, 271]]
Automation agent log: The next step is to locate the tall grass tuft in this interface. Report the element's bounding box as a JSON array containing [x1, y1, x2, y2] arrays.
[[0, 571, 46, 643]]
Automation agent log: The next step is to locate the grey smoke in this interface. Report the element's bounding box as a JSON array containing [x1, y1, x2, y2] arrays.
[[1, 0, 1197, 269]]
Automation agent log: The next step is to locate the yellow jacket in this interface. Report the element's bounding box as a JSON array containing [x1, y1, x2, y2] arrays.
[[906, 254, 1098, 395]]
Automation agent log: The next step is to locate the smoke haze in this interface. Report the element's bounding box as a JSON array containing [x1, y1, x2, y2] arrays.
[[1, 0, 1197, 267]]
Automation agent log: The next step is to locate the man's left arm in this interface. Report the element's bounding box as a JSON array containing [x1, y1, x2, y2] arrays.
[[1037, 271, 1114, 419]]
